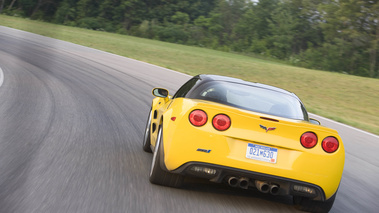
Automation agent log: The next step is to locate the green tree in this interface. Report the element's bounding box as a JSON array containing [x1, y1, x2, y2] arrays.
[[233, 0, 279, 54], [171, 11, 189, 25], [251, 0, 279, 39], [0, 0, 4, 14], [7, 0, 17, 11], [3, 0, 378, 78], [266, 0, 323, 59], [319, 0, 379, 76], [76, 0, 101, 18], [233, 6, 258, 48], [118, 0, 146, 30], [268, 2, 295, 59], [54, 0, 78, 24], [208, 0, 247, 46]]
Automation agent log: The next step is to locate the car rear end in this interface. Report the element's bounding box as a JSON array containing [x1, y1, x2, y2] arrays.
[[162, 98, 345, 201]]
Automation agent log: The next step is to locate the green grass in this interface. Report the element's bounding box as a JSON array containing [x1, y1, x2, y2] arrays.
[[1, 15, 378, 135]]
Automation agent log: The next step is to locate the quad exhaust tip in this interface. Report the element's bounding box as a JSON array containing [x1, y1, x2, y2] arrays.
[[228, 177, 239, 187], [228, 178, 280, 195], [238, 177, 249, 189], [227, 177, 250, 189], [255, 180, 280, 195], [255, 180, 270, 193], [270, 184, 280, 195]]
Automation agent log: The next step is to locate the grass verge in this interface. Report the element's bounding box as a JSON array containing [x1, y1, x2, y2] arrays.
[[1, 15, 378, 135]]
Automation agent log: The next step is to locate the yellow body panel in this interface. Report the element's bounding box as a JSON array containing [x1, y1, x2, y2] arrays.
[[150, 97, 345, 200]]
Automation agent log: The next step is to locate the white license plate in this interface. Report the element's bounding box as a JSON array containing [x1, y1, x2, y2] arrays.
[[246, 143, 278, 164]]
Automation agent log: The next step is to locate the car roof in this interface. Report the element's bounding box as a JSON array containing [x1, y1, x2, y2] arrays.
[[197, 74, 297, 98]]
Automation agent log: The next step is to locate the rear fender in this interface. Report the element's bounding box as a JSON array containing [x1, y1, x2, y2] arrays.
[[150, 97, 172, 148]]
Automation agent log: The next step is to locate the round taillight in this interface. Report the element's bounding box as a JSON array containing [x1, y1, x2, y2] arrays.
[[189, 110, 207, 126], [300, 132, 318, 148], [322, 137, 339, 153], [212, 114, 231, 131]]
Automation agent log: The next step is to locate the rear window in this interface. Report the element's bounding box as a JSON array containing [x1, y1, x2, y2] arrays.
[[188, 81, 308, 120]]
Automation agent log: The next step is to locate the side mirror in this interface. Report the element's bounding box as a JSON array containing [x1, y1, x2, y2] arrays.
[[309, 118, 321, 125], [152, 88, 169, 98]]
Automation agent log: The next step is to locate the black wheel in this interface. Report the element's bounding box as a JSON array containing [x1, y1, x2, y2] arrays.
[[294, 192, 337, 213], [142, 109, 152, 153], [149, 127, 184, 187]]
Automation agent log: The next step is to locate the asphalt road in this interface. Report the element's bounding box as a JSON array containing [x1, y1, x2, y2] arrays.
[[0, 26, 378, 213]]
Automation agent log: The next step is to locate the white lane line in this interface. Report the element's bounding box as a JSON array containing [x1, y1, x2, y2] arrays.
[[0, 66, 4, 87], [309, 113, 379, 139]]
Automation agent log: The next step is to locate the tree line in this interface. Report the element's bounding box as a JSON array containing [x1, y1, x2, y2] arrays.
[[1, 0, 378, 78]]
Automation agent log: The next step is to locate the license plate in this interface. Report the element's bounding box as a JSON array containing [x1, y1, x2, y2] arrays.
[[246, 143, 278, 164]]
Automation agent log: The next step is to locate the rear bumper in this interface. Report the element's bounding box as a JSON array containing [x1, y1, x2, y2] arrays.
[[163, 127, 343, 200], [172, 162, 326, 201], [161, 106, 344, 201]]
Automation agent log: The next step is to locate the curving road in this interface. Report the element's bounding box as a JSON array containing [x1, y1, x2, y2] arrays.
[[0, 26, 378, 213]]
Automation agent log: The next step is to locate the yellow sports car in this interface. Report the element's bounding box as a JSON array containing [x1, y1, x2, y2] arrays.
[[143, 75, 344, 212]]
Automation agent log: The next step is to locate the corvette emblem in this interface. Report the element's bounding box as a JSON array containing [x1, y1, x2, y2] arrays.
[[260, 125, 276, 133]]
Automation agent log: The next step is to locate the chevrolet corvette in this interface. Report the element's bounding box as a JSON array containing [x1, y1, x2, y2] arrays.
[[143, 74, 345, 212]]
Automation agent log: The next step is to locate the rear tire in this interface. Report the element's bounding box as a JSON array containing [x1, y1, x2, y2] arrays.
[[294, 192, 337, 213], [142, 110, 152, 153], [149, 127, 183, 187]]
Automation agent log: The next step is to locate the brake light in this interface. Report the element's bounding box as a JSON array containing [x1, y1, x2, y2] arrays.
[[322, 137, 339, 153], [189, 110, 207, 126], [300, 132, 317, 148], [212, 114, 231, 131]]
